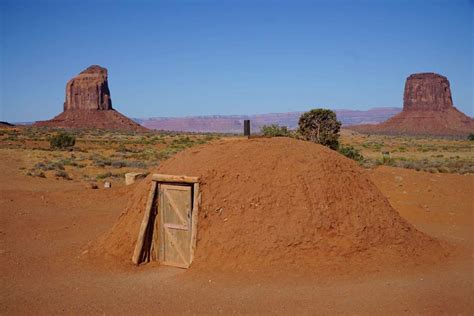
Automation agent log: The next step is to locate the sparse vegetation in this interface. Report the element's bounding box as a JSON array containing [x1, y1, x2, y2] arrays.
[[298, 109, 341, 150], [340, 132, 473, 174], [55, 170, 71, 180], [338, 145, 364, 163], [261, 124, 290, 137], [50, 132, 76, 150], [1, 126, 472, 179], [468, 133, 474, 141]]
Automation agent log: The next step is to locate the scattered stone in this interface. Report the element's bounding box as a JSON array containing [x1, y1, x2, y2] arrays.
[[89, 183, 99, 189], [125, 172, 147, 185], [104, 181, 112, 189]]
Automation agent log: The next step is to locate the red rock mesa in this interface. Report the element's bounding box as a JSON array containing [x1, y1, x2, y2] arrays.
[[350, 73, 473, 136], [35, 65, 147, 132]]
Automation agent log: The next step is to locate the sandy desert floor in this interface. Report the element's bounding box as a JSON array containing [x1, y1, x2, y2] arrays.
[[1, 145, 473, 314]]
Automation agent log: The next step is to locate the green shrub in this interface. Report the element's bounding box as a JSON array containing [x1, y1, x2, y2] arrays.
[[338, 145, 364, 163], [55, 170, 71, 180], [468, 133, 474, 141], [298, 109, 341, 150], [376, 155, 395, 166], [96, 172, 113, 179], [50, 132, 76, 150], [260, 124, 290, 137], [34, 160, 64, 171]]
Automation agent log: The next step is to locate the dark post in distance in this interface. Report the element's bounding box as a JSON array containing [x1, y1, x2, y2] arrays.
[[244, 120, 250, 136]]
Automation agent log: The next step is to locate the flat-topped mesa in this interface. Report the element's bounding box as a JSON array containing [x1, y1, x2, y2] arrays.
[[64, 65, 113, 111], [403, 72, 453, 111]]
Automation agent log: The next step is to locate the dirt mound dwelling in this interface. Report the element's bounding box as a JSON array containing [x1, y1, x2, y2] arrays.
[[90, 138, 442, 271], [34, 65, 148, 132], [350, 73, 474, 136]]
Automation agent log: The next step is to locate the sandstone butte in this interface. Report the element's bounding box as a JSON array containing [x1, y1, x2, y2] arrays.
[[350, 73, 474, 136], [35, 65, 148, 132]]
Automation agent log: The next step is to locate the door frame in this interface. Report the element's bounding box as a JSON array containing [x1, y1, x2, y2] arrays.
[[132, 174, 201, 268]]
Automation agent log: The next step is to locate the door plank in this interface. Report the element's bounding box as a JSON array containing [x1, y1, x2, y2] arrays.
[[190, 183, 200, 263], [164, 228, 189, 266], [163, 223, 188, 230], [132, 181, 157, 265], [152, 174, 199, 184], [163, 189, 189, 225]]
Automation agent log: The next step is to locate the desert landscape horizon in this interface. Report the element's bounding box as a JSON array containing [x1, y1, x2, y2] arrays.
[[1, 0, 472, 315]]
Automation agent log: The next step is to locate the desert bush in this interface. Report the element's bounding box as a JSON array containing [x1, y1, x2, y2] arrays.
[[96, 171, 125, 180], [437, 166, 450, 173], [50, 132, 76, 150], [91, 154, 112, 167], [468, 133, 474, 141], [111, 160, 127, 168], [117, 144, 129, 153], [96, 172, 113, 179], [26, 170, 46, 178], [171, 136, 195, 147], [34, 160, 65, 171], [126, 160, 148, 169], [55, 170, 71, 180], [298, 109, 341, 150], [261, 124, 290, 137], [59, 158, 78, 167], [377, 156, 395, 166], [338, 145, 364, 163]]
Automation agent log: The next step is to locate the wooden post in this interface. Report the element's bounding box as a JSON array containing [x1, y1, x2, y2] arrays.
[[132, 181, 157, 265], [189, 183, 200, 265], [244, 119, 250, 136]]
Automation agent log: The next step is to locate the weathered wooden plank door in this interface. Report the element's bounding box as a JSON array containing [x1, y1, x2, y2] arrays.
[[158, 184, 193, 268]]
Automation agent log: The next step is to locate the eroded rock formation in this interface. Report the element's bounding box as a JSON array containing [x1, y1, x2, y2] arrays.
[[350, 73, 473, 136], [403, 73, 453, 111], [64, 65, 112, 111], [34, 65, 148, 132]]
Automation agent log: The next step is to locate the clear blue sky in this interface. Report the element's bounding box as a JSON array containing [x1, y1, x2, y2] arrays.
[[1, 0, 472, 122]]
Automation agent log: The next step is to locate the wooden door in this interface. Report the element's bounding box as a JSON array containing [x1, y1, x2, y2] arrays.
[[158, 184, 193, 268]]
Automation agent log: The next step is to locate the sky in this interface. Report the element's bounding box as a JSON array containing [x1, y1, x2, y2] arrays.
[[0, 0, 472, 122]]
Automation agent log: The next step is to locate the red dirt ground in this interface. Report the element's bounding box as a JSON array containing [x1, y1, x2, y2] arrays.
[[1, 141, 473, 314]]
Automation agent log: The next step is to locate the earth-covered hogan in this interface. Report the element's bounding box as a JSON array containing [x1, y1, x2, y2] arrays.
[[91, 137, 445, 271]]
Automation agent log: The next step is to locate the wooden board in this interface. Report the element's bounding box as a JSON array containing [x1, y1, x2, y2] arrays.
[[158, 184, 193, 268], [190, 183, 200, 263], [132, 181, 157, 265], [152, 174, 199, 184]]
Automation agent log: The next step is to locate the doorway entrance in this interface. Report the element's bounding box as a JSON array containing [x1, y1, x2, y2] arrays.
[[132, 174, 200, 268]]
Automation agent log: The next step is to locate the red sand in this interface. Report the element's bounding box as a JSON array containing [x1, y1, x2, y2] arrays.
[[92, 137, 444, 270], [2, 143, 471, 313]]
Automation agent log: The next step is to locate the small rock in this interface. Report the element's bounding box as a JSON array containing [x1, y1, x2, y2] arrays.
[[90, 183, 98, 189], [104, 181, 112, 189]]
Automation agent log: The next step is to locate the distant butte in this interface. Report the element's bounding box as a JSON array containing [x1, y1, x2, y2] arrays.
[[35, 65, 148, 132], [350, 73, 474, 136]]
